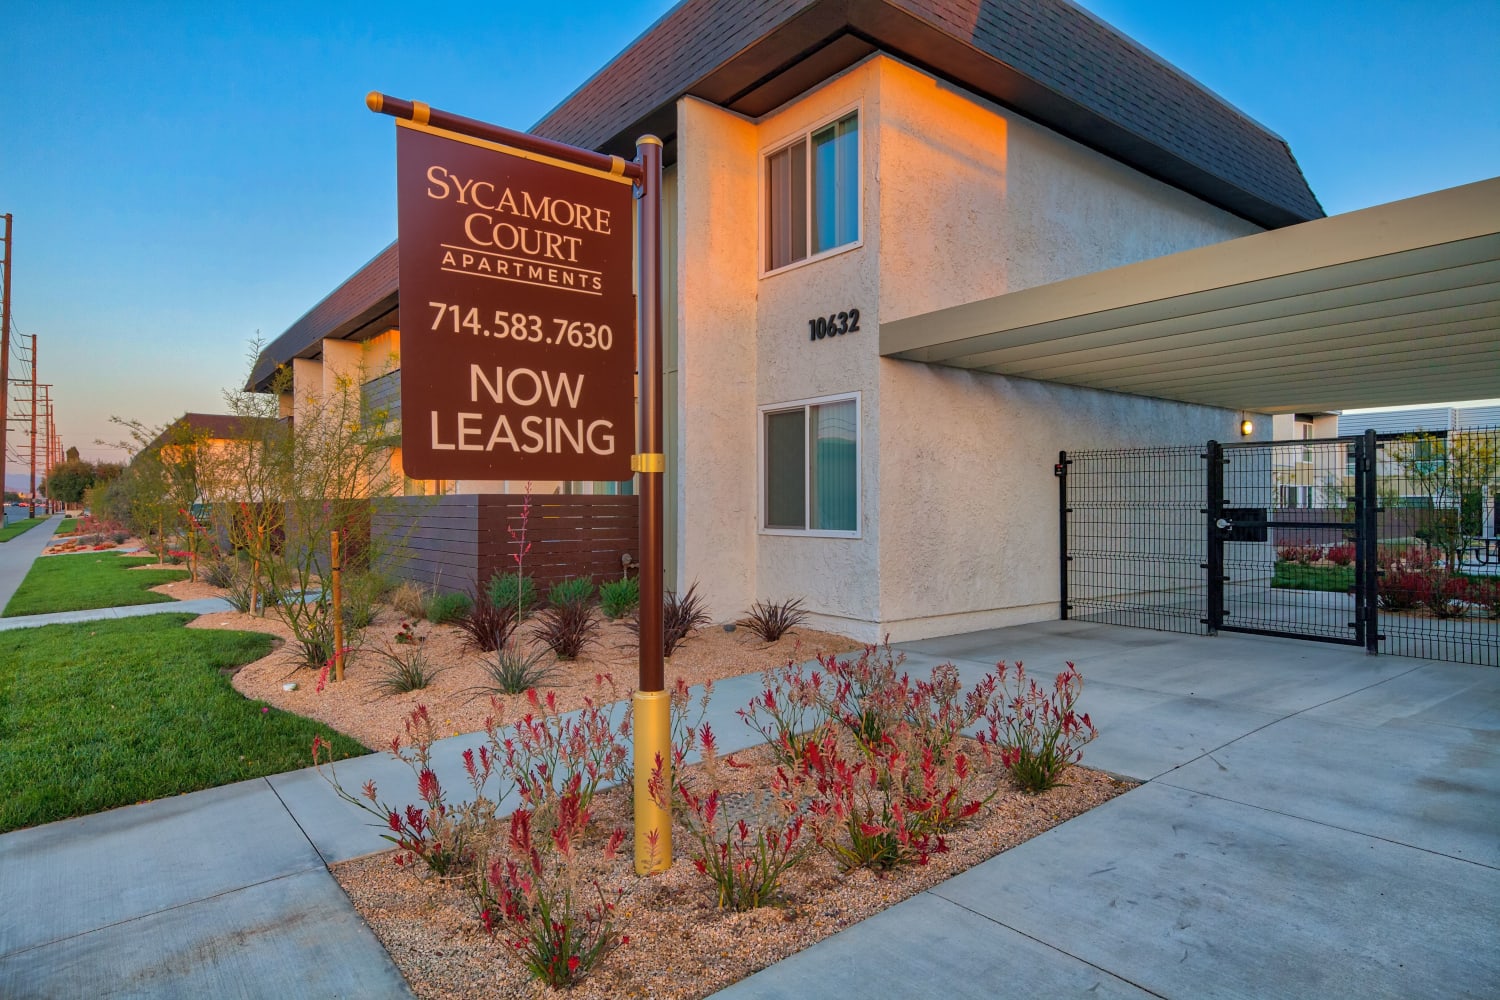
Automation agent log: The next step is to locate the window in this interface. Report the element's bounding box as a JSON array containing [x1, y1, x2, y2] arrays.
[[765, 112, 860, 271], [762, 395, 859, 534]]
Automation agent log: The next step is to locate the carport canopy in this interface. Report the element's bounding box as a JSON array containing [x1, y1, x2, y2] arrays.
[[880, 177, 1500, 414]]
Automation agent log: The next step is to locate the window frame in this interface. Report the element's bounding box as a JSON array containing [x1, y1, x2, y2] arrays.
[[760, 105, 864, 277], [758, 392, 862, 538]]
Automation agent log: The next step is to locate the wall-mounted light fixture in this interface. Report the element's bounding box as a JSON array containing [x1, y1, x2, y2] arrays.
[[1239, 413, 1255, 437]]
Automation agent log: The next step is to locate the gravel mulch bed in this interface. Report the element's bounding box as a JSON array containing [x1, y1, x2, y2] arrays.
[[332, 742, 1130, 1000], [161, 581, 1126, 998], [207, 604, 862, 751]]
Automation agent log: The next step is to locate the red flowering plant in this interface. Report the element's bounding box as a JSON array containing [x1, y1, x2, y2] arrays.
[[312, 702, 513, 882], [474, 797, 628, 988], [795, 722, 993, 872], [736, 656, 827, 768], [661, 719, 816, 911], [977, 662, 1098, 793], [494, 675, 632, 833], [819, 641, 906, 748]]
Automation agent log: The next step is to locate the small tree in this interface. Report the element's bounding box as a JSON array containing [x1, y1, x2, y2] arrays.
[[207, 339, 402, 670], [108, 417, 216, 575], [41, 459, 97, 506], [1388, 430, 1500, 569]]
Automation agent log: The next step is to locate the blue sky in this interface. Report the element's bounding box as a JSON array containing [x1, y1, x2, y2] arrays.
[[2, 0, 1496, 475]]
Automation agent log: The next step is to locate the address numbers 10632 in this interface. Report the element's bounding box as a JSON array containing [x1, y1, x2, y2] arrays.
[[430, 301, 615, 351], [809, 308, 860, 341]]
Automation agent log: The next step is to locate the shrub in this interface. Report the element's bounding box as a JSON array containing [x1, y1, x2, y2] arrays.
[[820, 642, 905, 748], [111, 531, 130, 545], [547, 576, 596, 609], [290, 609, 340, 670], [737, 598, 809, 642], [454, 590, 519, 653], [1276, 543, 1322, 565], [978, 661, 1098, 793], [629, 583, 712, 657], [505, 681, 632, 822], [1325, 543, 1356, 567], [426, 591, 472, 625], [487, 571, 539, 619], [389, 580, 431, 619], [1378, 569, 1427, 612], [599, 577, 639, 619], [797, 724, 994, 872], [469, 639, 556, 696], [201, 554, 239, 590], [341, 571, 388, 630], [312, 704, 511, 878], [676, 783, 811, 910], [531, 600, 601, 660], [368, 637, 441, 695], [737, 658, 827, 768], [476, 805, 627, 988], [1417, 573, 1469, 618], [1467, 576, 1500, 619]]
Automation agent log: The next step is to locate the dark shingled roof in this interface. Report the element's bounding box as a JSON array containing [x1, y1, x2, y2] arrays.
[[255, 0, 1322, 380], [533, 0, 1323, 227]]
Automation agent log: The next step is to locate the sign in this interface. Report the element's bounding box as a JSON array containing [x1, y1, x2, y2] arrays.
[[396, 120, 635, 481]]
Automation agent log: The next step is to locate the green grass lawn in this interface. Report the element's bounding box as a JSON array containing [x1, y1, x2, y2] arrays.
[[0, 614, 368, 833], [1272, 561, 1354, 592], [57, 517, 79, 535], [0, 517, 48, 543], [3, 553, 189, 617]]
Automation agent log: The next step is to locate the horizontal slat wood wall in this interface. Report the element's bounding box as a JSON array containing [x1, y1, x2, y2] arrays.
[[373, 494, 638, 595], [479, 495, 638, 591], [373, 495, 479, 593]]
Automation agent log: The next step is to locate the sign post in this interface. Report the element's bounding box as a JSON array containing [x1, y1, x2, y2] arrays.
[[368, 94, 670, 872]]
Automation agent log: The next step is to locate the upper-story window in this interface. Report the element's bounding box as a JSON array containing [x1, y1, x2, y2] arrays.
[[765, 111, 860, 272]]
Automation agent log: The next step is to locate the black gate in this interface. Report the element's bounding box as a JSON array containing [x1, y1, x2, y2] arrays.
[[1060, 426, 1500, 666], [1209, 433, 1378, 650], [1058, 433, 1379, 650]]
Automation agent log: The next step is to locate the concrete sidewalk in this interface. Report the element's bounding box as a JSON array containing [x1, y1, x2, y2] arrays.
[[0, 518, 234, 629], [2, 621, 1497, 997], [0, 513, 60, 613]]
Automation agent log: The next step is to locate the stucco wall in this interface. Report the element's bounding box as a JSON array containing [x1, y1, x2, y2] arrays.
[[749, 65, 884, 631], [674, 99, 760, 619], [670, 54, 1279, 640]]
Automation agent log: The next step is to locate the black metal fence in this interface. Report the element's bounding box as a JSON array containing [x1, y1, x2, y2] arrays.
[[1058, 445, 1207, 635], [1060, 425, 1500, 667]]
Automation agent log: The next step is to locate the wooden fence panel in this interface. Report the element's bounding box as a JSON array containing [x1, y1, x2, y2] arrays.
[[373, 494, 638, 596]]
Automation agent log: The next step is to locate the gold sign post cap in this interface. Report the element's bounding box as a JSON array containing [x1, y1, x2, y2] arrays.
[[365, 92, 384, 112]]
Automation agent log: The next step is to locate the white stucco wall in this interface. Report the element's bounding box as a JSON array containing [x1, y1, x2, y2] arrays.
[[674, 99, 760, 620], [670, 53, 1290, 641], [748, 65, 884, 632]]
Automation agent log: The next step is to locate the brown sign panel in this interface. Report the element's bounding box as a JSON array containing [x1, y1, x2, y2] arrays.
[[396, 121, 635, 481]]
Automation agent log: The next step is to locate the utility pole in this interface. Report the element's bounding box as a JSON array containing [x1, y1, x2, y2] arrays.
[[1, 214, 11, 505], [29, 334, 37, 517], [40, 386, 51, 512]]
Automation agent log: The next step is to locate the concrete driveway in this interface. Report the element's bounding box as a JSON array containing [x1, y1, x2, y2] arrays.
[[718, 621, 1500, 999]]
